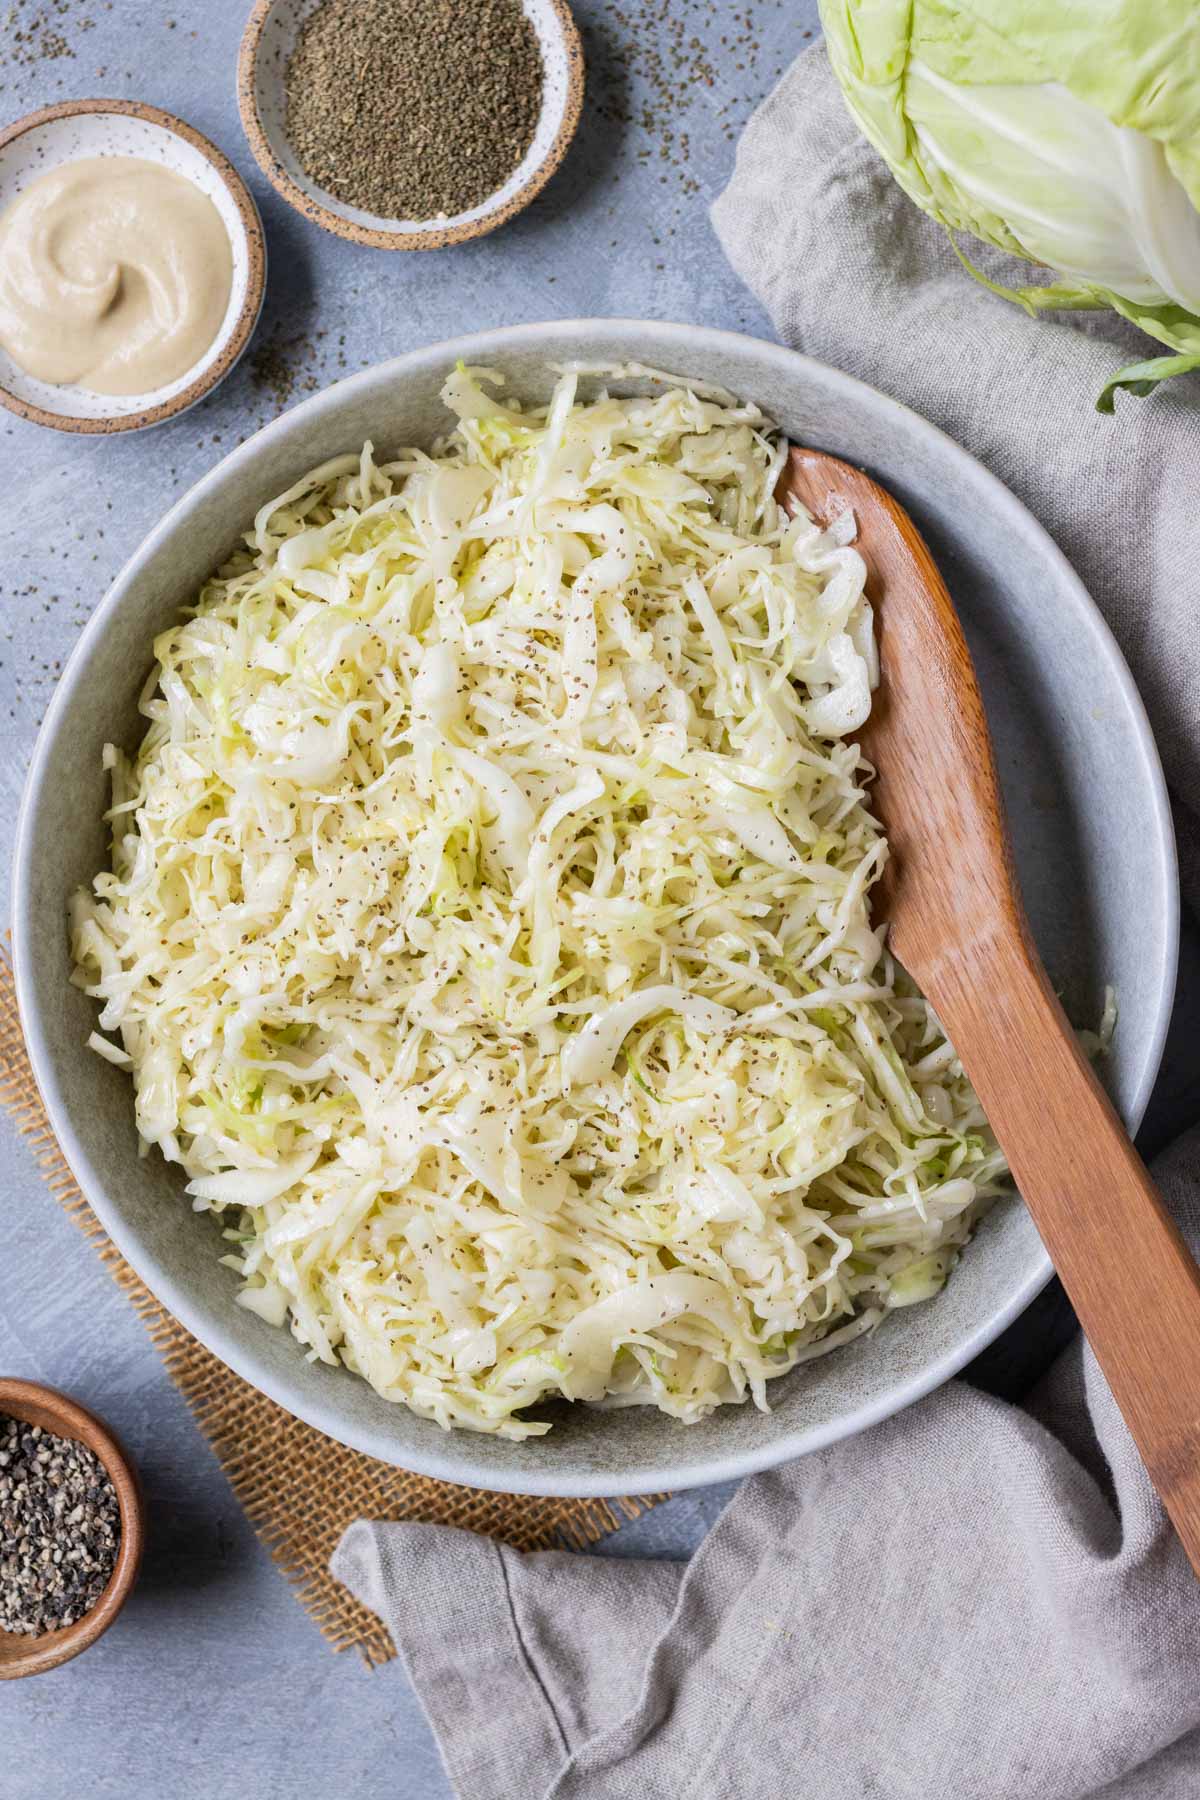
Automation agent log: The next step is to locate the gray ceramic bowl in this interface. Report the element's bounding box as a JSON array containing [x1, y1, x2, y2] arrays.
[[14, 320, 1177, 1496]]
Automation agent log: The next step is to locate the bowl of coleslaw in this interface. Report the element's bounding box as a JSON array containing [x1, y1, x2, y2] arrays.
[[14, 320, 1176, 1495]]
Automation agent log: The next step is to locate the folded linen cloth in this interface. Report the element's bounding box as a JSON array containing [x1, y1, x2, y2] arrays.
[[337, 1132, 1200, 1800], [333, 45, 1200, 1800]]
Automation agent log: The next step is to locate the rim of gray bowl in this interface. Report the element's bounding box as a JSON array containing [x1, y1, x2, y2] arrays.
[[13, 318, 1179, 1495]]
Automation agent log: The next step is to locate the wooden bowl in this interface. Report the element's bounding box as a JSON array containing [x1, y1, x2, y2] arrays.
[[0, 100, 266, 434], [0, 1379, 144, 1679], [238, 0, 584, 249]]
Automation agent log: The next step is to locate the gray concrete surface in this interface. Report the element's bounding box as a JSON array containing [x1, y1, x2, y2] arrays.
[[2, 3, 1198, 1797]]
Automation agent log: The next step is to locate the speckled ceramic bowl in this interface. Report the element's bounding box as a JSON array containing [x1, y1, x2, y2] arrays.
[[0, 100, 266, 434], [13, 321, 1178, 1496], [0, 1380, 144, 1680], [238, 0, 584, 249]]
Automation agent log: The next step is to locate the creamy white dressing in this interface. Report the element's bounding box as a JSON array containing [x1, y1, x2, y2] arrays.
[[0, 157, 232, 394]]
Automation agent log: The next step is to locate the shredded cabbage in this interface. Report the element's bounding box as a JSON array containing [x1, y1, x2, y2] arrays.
[[820, 0, 1200, 409], [72, 366, 1008, 1438]]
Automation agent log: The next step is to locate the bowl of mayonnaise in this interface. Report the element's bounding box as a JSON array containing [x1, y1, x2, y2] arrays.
[[0, 99, 266, 434]]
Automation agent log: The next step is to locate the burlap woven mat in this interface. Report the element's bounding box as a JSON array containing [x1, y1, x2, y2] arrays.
[[0, 950, 662, 1664]]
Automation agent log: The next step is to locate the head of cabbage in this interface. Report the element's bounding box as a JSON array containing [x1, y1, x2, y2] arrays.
[[819, 0, 1200, 410]]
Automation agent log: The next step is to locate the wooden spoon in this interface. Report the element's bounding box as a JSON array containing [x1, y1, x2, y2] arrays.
[[778, 445, 1200, 1573]]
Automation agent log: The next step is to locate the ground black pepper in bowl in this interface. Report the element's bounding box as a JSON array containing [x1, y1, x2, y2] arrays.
[[0, 1415, 121, 1636], [284, 0, 545, 221]]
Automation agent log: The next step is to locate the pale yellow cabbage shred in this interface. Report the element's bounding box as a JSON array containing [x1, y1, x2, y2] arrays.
[[71, 367, 1007, 1438]]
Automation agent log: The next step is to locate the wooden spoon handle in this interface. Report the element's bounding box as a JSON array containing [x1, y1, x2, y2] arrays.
[[780, 443, 1200, 1562], [932, 946, 1200, 1570]]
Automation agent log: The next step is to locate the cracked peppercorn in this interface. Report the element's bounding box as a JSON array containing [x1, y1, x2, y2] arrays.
[[284, 0, 546, 222], [0, 1415, 121, 1636]]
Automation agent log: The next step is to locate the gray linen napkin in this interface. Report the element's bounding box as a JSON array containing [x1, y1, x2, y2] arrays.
[[333, 44, 1200, 1800], [335, 1137, 1200, 1800]]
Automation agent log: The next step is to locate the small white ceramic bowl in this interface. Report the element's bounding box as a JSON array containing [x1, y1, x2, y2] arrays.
[[238, 0, 584, 250], [0, 100, 266, 435]]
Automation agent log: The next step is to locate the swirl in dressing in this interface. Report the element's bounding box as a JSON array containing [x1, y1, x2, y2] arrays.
[[0, 156, 232, 396]]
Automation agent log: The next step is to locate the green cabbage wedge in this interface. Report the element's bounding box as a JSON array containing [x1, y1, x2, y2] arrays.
[[819, 0, 1200, 410]]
